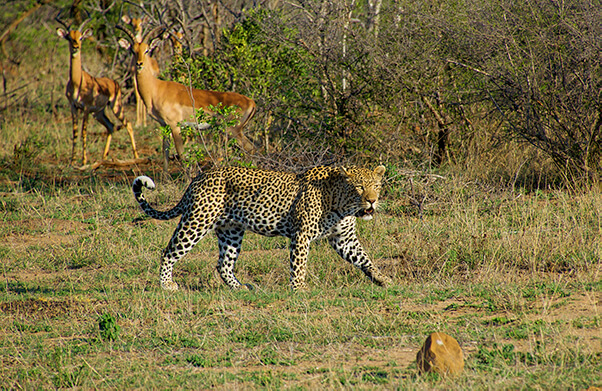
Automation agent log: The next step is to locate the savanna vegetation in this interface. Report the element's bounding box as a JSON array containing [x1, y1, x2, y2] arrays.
[[1, 0, 600, 389]]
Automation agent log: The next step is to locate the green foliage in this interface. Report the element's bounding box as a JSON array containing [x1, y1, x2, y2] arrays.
[[259, 346, 294, 366], [98, 313, 120, 341], [361, 368, 390, 385], [474, 343, 539, 367], [186, 350, 233, 368], [166, 7, 374, 157], [4, 0, 602, 182], [470, 1, 602, 179], [177, 104, 243, 167]]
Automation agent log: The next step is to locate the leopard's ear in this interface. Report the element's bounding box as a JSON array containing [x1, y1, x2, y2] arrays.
[[338, 166, 350, 178], [374, 165, 386, 177]]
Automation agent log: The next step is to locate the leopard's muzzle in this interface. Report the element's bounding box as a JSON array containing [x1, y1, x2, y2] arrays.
[[356, 205, 376, 221]]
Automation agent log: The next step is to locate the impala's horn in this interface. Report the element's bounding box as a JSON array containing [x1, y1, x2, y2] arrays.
[[78, 10, 92, 32], [142, 24, 167, 44], [116, 24, 137, 43], [55, 9, 71, 31]]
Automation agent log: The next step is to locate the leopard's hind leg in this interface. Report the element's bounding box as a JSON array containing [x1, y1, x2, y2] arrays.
[[216, 226, 252, 289], [160, 207, 216, 291]]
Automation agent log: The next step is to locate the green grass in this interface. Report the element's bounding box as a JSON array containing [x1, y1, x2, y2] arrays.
[[1, 162, 600, 389]]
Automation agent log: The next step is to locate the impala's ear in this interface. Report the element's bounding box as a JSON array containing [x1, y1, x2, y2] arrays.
[[118, 38, 131, 50], [121, 14, 132, 24], [81, 28, 93, 39], [374, 165, 386, 177], [56, 28, 68, 39]]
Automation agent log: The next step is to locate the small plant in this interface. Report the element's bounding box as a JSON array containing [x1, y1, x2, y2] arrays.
[[473, 342, 542, 368], [186, 354, 212, 368], [98, 313, 120, 341], [13, 135, 45, 168], [176, 104, 242, 168], [186, 350, 233, 368]]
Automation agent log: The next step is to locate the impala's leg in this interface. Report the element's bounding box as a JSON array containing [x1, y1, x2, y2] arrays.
[[162, 123, 185, 172], [142, 102, 147, 127], [110, 87, 139, 159], [171, 124, 185, 160], [81, 112, 90, 165], [124, 121, 138, 159], [102, 134, 113, 160], [134, 77, 146, 127], [94, 110, 115, 161], [162, 135, 171, 173], [134, 76, 142, 127], [69, 106, 79, 166], [112, 103, 139, 160]]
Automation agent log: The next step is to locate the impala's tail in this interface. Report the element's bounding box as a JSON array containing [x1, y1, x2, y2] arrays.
[[132, 176, 186, 220]]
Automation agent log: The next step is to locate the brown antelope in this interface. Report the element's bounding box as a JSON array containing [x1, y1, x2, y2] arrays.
[[56, 14, 138, 166], [117, 25, 256, 171], [121, 14, 160, 127]]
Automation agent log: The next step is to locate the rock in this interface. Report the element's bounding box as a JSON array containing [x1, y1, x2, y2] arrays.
[[416, 332, 464, 376]]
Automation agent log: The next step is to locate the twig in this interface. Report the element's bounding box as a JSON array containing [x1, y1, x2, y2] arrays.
[[446, 59, 492, 77]]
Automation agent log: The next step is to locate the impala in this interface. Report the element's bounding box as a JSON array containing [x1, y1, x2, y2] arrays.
[[117, 26, 256, 170], [121, 14, 160, 127], [56, 15, 138, 166], [169, 30, 185, 62]]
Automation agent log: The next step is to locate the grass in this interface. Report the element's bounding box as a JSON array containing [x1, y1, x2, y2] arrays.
[[1, 144, 600, 389]]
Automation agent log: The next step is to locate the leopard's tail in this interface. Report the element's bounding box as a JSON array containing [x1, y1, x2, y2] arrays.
[[132, 176, 186, 220]]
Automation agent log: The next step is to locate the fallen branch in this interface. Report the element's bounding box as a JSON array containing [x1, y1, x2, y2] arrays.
[[77, 157, 151, 170]]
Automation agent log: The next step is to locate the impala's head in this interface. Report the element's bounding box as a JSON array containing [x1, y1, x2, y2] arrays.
[[121, 14, 151, 43], [117, 24, 165, 72], [118, 39, 156, 72], [55, 11, 93, 58], [169, 30, 184, 55], [57, 28, 93, 57]]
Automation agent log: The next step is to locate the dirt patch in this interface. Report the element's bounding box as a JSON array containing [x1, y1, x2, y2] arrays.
[[2, 217, 90, 234], [0, 297, 95, 319], [1, 218, 91, 250]]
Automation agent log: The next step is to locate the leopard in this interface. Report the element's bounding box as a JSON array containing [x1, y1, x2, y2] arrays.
[[132, 164, 392, 291]]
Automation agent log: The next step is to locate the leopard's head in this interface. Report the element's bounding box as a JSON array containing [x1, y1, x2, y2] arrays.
[[338, 165, 386, 221]]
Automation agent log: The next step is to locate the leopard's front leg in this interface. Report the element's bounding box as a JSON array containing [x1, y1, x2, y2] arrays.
[[328, 218, 392, 287], [289, 232, 312, 290], [160, 251, 180, 291]]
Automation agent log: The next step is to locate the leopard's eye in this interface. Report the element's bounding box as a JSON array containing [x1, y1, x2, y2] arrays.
[[355, 185, 364, 191]]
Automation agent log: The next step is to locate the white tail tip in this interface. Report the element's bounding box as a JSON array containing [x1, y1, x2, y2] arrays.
[[134, 175, 156, 190]]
